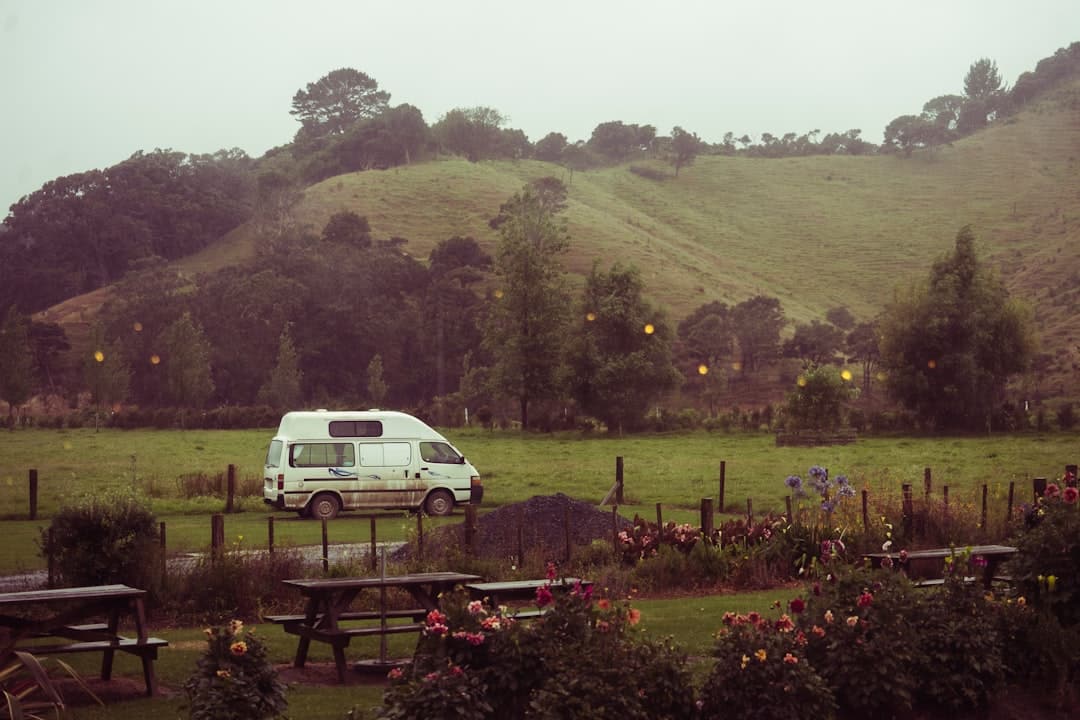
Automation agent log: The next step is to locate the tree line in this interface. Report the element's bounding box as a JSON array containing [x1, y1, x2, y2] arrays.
[[0, 173, 1034, 433]]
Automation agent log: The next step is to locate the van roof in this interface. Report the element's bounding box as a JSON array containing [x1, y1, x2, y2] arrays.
[[274, 410, 450, 442]]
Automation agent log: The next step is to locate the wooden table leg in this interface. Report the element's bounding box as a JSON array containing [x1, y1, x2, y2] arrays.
[[293, 597, 321, 669], [332, 644, 347, 683], [101, 604, 121, 680]]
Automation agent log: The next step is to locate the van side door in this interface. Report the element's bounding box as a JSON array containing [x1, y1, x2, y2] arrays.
[[356, 441, 422, 508]]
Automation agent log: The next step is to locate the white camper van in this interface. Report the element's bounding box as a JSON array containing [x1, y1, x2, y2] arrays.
[[262, 409, 482, 520]]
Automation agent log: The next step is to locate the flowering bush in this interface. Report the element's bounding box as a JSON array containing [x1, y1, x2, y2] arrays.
[[1006, 484, 1080, 627], [699, 609, 835, 719], [616, 516, 700, 563], [380, 577, 695, 719], [183, 620, 287, 720]]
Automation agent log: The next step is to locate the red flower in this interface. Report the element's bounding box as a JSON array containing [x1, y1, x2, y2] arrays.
[[857, 592, 873, 608], [426, 609, 447, 626], [789, 597, 805, 614], [1046, 483, 1061, 499], [1063, 486, 1079, 504], [536, 586, 554, 607]]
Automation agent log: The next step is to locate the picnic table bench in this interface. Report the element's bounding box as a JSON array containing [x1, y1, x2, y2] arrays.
[[465, 577, 592, 619], [862, 544, 1018, 589], [274, 571, 482, 682], [0, 584, 168, 696]]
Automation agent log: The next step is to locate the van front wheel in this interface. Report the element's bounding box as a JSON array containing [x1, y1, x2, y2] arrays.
[[424, 489, 454, 517], [309, 493, 341, 521]]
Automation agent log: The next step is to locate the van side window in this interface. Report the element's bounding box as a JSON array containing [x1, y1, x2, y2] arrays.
[[359, 442, 412, 467], [290, 443, 356, 468], [420, 441, 461, 464], [329, 421, 383, 438]]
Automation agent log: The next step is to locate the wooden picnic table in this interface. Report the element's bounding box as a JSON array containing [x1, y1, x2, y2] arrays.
[[274, 571, 482, 682], [862, 544, 1018, 589], [0, 584, 167, 696]]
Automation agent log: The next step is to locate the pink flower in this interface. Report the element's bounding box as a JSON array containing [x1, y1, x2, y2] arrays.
[[596, 620, 611, 633], [899, 549, 909, 562], [450, 665, 464, 676], [546, 561, 558, 580], [426, 609, 447, 626], [747, 611, 761, 626], [721, 611, 736, 626], [774, 614, 794, 633], [1063, 486, 1079, 504], [465, 632, 485, 646], [387, 667, 404, 681], [811, 625, 825, 638], [467, 600, 485, 615], [783, 652, 798, 665], [1046, 483, 1061, 499], [627, 608, 641, 626], [536, 586, 554, 608], [480, 616, 502, 631]]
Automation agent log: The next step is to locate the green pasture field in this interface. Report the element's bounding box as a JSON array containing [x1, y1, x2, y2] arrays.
[[52, 588, 791, 719], [0, 427, 1076, 574]]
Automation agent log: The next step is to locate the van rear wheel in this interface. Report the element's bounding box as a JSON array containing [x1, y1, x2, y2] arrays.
[[309, 493, 341, 521], [424, 489, 454, 517]]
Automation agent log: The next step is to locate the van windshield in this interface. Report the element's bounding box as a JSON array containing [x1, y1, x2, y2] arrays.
[[265, 440, 283, 468], [420, 441, 462, 464]]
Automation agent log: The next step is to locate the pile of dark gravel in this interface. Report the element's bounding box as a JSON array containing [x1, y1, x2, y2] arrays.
[[393, 493, 632, 563]]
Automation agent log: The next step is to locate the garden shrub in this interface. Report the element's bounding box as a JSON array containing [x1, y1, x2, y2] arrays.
[[797, 562, 922, 716], [699, 610, 835, 720], [39, 489, 160, 590], [381, 576, 695, 719], [169, 545, 305, 623], [1006, 483, 1080, 627], [184, 619, 287, 720]]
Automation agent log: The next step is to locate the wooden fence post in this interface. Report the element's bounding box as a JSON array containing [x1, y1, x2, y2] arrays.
[[923, 467, 932, 502], [267, 516, 275, 554], [901, 485, 913, 539], [465, 505, 478, 556], [369, 517, 377, 571], [46, 528, 54, 588], [211, 514, 224, 562], [655, 502, 663, 530], [611, 506, 619, 551], [861, 489, 869, 533], [718, 461, 726, 512], [416, 512, 424, 562], [225, 464, 236, 513], [322, 519, 330, 574], [700, 498, 714, 539], [28, 469, 37, 521], [615, 457, 625, 505], [980, 484, 988, 537], [746, 498, 753, 527], [159, 521, 167, 590], [1005, 481, 1015, 526]]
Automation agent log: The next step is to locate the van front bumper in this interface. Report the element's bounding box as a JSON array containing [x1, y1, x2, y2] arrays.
[[470, 485, 484, 505]]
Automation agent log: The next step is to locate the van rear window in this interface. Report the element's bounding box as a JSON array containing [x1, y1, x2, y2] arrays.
[[329, 420, 383, 438]]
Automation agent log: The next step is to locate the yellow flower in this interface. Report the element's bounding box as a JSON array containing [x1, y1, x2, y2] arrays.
[[230, 641, 248, 656], [846, 616, 859, 627], [203, 628, 213, 637], [823, 610, 834, 624], [216, 669, 231, 678], [229, 619, 244, 635], [1017, 596, 1026, 607], [755, 649, 767, 663], [1047, 575, 1058, 592], [740, 654, 749, 670]]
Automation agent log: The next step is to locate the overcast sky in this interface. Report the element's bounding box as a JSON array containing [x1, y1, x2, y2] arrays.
[[2, 0, 1078, 213]]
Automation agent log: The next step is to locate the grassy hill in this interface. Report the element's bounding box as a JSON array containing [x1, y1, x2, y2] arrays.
[[40, 77, 1080, 405]]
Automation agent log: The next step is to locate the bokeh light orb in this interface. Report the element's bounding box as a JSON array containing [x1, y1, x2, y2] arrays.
[[133, 321, 143, 332], [840, 369, 853, 381], [150, 354, 161, 365], [698, 364, 708, 375], [493, 289, 504, 299], [796, 376, 807, 387], [93, 350, 104, 363], [643, 324, 655, 335], [586, 312, 596, 322], [927, 359, 937, 369]]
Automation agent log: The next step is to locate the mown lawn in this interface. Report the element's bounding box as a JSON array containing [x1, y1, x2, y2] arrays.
[[54, 587, 792, 719]]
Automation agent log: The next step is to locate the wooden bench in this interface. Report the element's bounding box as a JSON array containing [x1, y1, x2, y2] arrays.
[[465, 578, 592, 608], [264, 609, 426, 625]]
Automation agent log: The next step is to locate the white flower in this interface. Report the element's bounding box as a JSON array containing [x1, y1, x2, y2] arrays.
[[882, 540, 893, 551]]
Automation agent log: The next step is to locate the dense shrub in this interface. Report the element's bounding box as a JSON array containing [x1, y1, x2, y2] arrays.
[[628, 165, 667, 181], [39, 490, 160, 590], [1006, 484, 1080, 626], [169, 545, 306, 623], [699, 610, 835, 720], [184, 619, 287, 720], [381, 577, 695, 719]]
